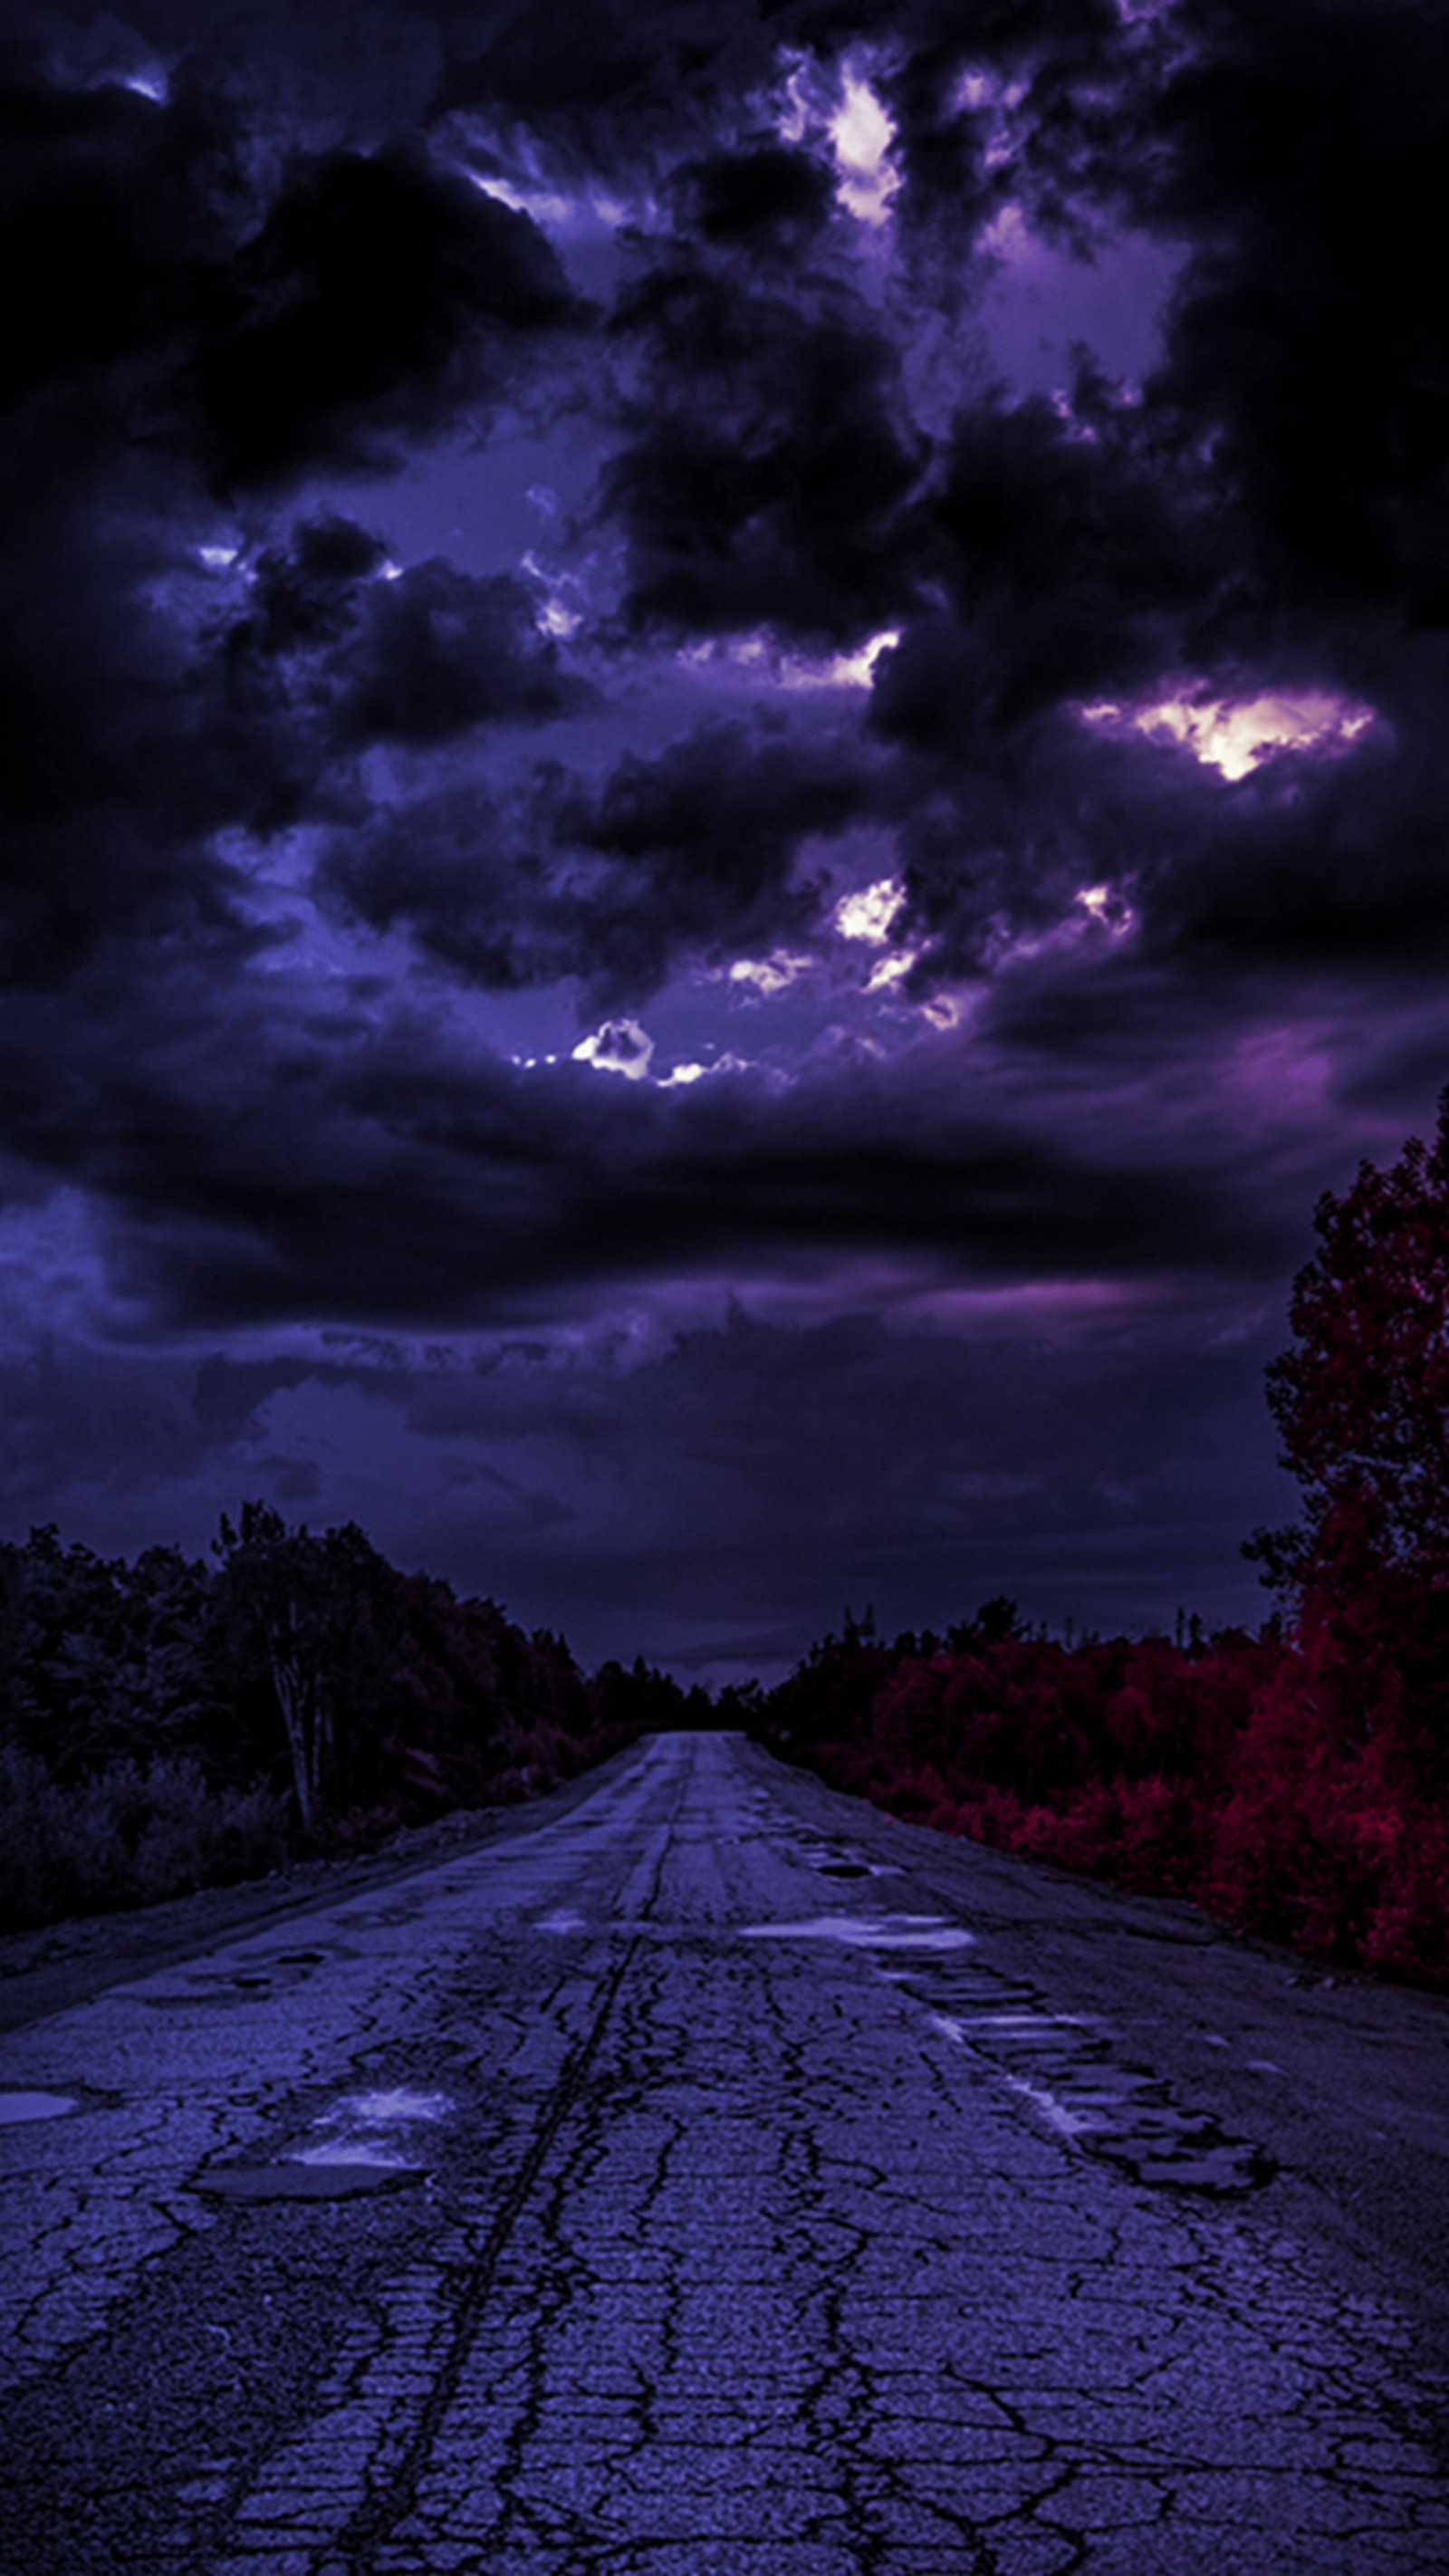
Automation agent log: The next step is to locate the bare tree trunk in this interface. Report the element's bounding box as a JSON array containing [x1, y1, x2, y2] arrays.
[[267, 1640, 318, 1835]]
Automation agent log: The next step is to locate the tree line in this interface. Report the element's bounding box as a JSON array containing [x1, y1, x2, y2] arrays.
[[0, 1498, 708, 1927], [747, 1095, 1449, 1992], [5, 1095, 1449, 1988]]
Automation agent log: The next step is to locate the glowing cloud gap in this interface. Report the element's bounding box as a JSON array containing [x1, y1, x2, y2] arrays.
[[728, 953, 813, 995], [829, 70, 899, 226], [1078, 684, 1377, 780], [677, 630, 898, 691], [572, 1020, 655, 1081], [768, 50, 899, 228], [835, 879, 905, 943]]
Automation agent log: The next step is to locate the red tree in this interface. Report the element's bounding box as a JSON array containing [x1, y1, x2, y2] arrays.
[[1247, 1088, 1449, 1783]]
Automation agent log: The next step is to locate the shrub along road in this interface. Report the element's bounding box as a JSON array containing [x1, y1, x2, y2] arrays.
[[1, 1732, 1447, 2572]]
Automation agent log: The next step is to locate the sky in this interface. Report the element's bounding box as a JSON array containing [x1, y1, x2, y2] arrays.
[[3, 0, 1447, 1684]]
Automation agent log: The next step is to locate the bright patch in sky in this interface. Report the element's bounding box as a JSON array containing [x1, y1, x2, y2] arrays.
[[573, 1020, 655, 1081], [729, 953, 813, 995], [769, 52, 897, 228], [680, 630, 898, 691], [465, 170, 572, 229], [523, 551, 586, 639], [1072, 886, 1135, 937], [865, 949, 916, 991], [1079, 685, 1376, 780], [793, 630, 900, 689], [836, 878, 906, 943], [830, 69, 899, 226]]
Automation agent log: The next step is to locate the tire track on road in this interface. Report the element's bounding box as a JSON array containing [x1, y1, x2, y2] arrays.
[[325, 1929, 646, 2574], [214, 1756, 689, 2576]]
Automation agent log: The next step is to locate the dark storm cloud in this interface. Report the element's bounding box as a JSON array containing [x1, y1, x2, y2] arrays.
[[4, 0, 1448, 1668], [436, 0, 724, 130], [0, 48, 585, 493], [0, 41, 591, 985], [880, 0, 1147, 268], [882, 645, 1449, 1004], [190, 138, 585, 495], [672, 141, 835, 249], [600, 261, 928, 646], [1140, 0, 1449, 628], [242, 512, 391, 650], [0, 470, 302, 978], [0, 1302, 1296, 1660], [318, 717, 872, 1004], [229, 524, 595, 749], [330, 558, 595, 743], [0, 944, 1317, 1350], [872, 374, 1217, 750], [379, 1299, 1293, 1653]]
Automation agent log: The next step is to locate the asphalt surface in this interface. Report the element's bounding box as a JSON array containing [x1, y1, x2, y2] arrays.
[[2, 1728, 1447, 2574]]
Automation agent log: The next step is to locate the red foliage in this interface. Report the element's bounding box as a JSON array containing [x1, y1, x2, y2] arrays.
[[757, 1106, 1449, 1992], [760, 1613, 1449, 1992]]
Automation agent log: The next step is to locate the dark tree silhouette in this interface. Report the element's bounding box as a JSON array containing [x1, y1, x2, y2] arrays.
[[1247, 1089, 1449, 1615]]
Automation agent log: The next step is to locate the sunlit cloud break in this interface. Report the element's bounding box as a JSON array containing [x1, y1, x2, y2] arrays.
[[770, 51, 898, 228], [830, 67, 899, 226], [728, 953, 814, 995], [572, 1020, 655, 1081], [836, 878, 906, 944], [1078, 683, 1377, 780], [679, 630, 898, 691]]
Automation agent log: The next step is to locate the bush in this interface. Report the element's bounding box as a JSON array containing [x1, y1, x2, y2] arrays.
[[0, 1748, 288, 1928], [1364, 1816, 1449, 1985], [755, 1618, 1449, 1991], [127, 1758, 289, 1905]]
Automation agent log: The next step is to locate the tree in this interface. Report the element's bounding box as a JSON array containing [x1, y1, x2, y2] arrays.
[[1247, 1090, 1449, 1613], [213, 1504, 393, 1832]]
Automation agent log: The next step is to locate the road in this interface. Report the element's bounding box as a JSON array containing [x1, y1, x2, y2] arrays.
[[2, 1728, 1447, 2574]]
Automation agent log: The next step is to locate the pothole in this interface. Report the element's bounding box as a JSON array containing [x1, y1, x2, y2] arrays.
[[0, 2088, 82, 2125], [191, 2084, 453, 2202], [193, 2162, 426, 2203], [742, 1914, 975, 1951]]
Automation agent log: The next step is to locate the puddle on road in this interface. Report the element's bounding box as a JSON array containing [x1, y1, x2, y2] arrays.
[[341, 2089, 449, 2124], [742, 1914, 975, 1951], [194, 2161, 426, 2203], [771, 1819, 903, 1881], [193, 2086, 452, 2201], [0, 2089, 81, 2125], [297, 2085, 452, 2169]]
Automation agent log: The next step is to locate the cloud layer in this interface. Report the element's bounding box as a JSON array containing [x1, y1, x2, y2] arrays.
[[2, 0, 1445, 1660]]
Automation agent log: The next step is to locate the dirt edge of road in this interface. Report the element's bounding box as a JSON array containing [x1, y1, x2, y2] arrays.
[[0, 1733, 655, 2035]]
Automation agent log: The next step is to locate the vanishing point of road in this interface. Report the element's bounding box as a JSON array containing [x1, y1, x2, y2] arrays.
[[2, 1730, 1448, 2573]]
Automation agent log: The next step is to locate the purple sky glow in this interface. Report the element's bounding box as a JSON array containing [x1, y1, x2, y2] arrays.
[[3, 0, 1447, 1681]]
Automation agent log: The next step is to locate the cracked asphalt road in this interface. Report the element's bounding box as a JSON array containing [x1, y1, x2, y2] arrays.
[[2, 1729, 1448, 2574]]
